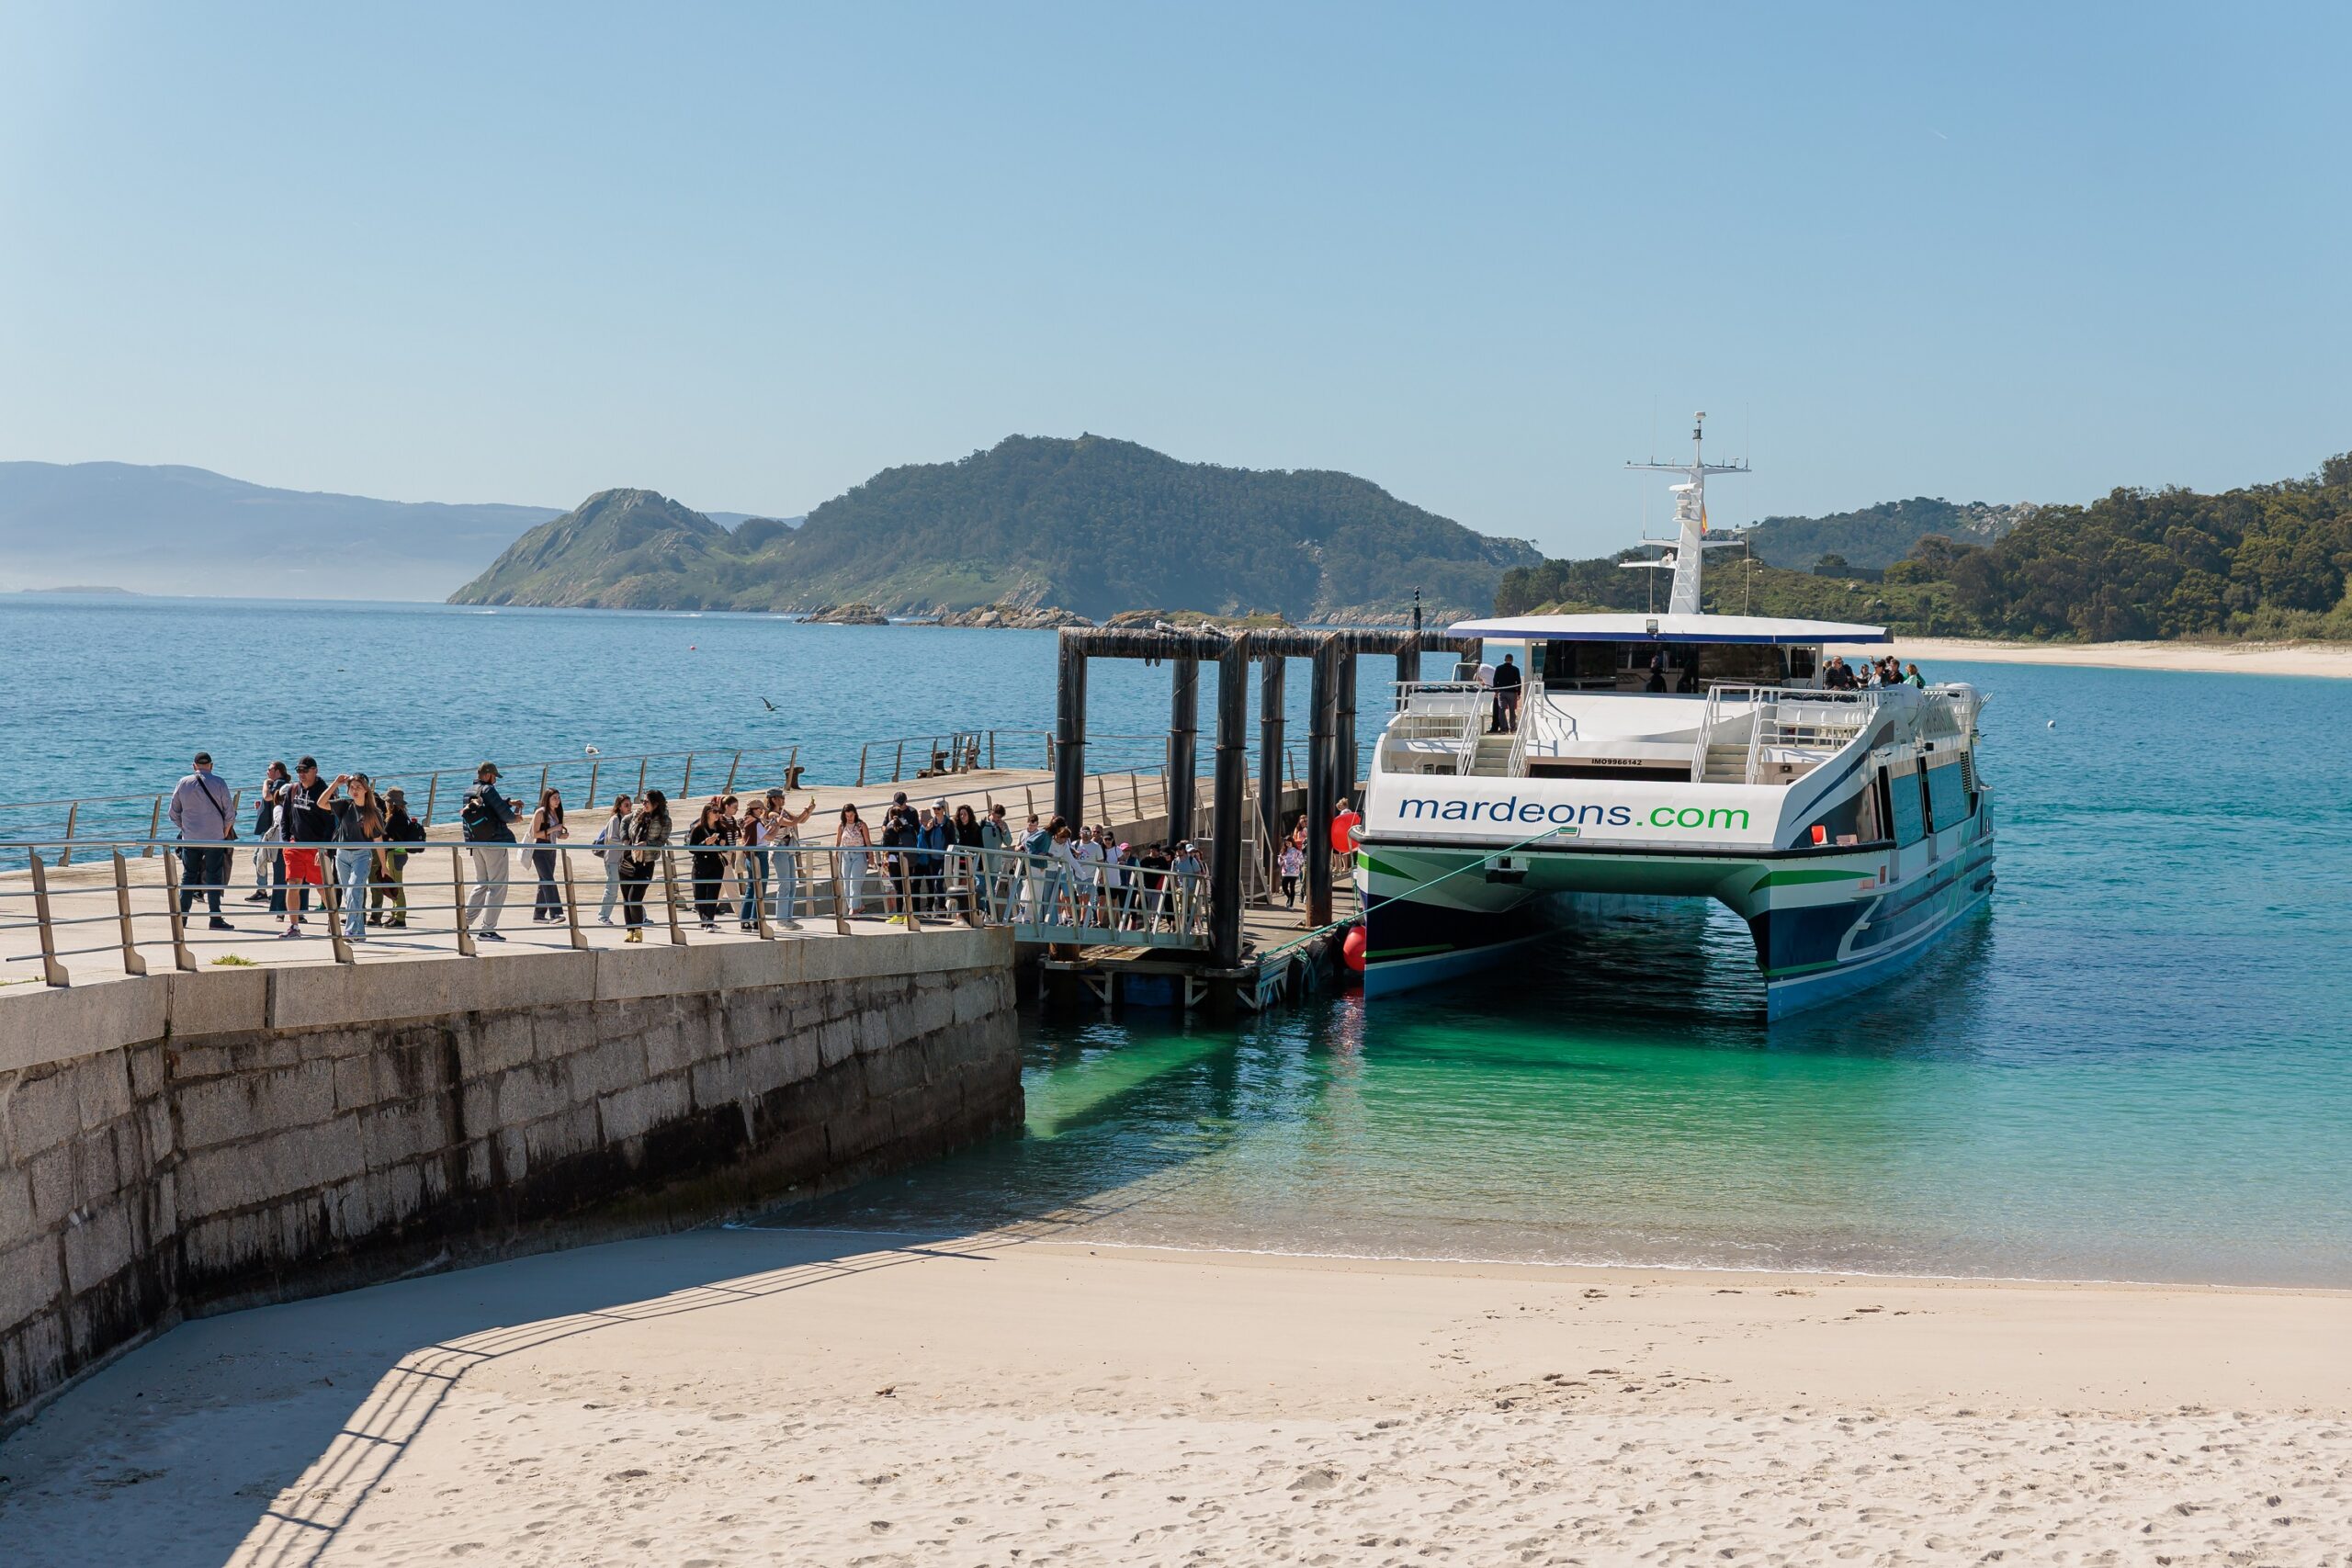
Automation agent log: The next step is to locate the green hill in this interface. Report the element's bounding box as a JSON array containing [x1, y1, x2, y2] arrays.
[[449, 434, 1539, 622], [1742, 497, 2031, 571], [1498, 450, 2352, 641]]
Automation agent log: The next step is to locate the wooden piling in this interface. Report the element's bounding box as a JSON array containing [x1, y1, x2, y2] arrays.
[[1054, 632, 1088, 826]]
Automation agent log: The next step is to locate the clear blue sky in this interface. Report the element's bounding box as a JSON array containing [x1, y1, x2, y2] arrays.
[[2, 2, 2345, 557]]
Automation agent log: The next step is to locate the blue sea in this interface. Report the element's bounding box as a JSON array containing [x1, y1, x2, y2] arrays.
[[9, 592, 2350, 1285]]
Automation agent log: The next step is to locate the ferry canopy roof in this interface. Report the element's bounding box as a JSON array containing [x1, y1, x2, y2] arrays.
[[1446, 612, 1889, 646]]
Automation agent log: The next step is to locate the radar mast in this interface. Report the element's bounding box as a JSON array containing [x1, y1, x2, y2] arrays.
[[1626, 412, 1749, 616]]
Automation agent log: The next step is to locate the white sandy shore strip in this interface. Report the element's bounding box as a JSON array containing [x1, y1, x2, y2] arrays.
[[1828, 636, 2352, 678], [2, 1229, 2347, 1567]]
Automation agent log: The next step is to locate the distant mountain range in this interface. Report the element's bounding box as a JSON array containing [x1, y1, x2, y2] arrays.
[[0, 462, 793, 602], [449, 434, 1544, 623]]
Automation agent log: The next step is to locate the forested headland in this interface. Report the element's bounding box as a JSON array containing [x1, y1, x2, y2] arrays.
[[450, 435, 1540, 624], [1497, 452, 2352, 641]]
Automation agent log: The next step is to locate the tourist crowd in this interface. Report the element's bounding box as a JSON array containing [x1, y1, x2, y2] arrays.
[[1822, 654, 1928, 690], [160, 756, 1236, 945]]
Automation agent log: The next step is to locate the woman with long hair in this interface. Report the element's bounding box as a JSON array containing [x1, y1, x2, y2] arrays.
[[835, 802, 872, 918], [687, 798, 731, 931], [765, 791, 817, 925], [528, 787, 568, 922], [735, 797, 768, 931], [618, 789, 670, 942]]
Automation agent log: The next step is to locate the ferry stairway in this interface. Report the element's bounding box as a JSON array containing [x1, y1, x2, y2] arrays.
[[1467, 733, 1517, 777], [1701, 742, 1750, 784]]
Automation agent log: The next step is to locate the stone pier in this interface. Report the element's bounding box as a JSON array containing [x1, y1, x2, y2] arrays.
[[0, 928, 1019, 1427]]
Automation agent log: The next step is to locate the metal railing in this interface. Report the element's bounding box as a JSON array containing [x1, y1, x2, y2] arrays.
[[0, 830, 1218, 989], [1685, 683, 1984, 785], [1384, 682, 1488, 775], [944, 844, 1208, 949], [846, 727, 1179, 786], [0, 745, 813, 860]]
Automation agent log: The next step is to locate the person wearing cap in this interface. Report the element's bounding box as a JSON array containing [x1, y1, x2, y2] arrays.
[[458, 761, 522, 940], [168, 750, 238, 930], [1069, 823, 1105, 926], [275, 757, 334, 935]]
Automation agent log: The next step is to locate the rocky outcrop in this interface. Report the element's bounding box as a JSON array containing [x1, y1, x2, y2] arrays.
[[933, 603, 1094, 629], [1102, 608, 1294, 631], [801, 603, 890, 626]]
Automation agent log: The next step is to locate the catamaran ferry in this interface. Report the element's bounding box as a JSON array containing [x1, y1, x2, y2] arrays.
[[1356, 416, 1996, 1018]]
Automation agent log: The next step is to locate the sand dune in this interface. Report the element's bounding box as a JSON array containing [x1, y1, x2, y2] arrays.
[[3, 1229, 2348, 1565]]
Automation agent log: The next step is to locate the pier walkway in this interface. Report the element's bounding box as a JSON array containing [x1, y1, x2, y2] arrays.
[[0, 760, 1344, 1008]]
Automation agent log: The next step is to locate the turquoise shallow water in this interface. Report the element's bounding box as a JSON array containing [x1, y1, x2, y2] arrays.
[[773, 660, 2352, 1285], [7, 595, 2349, 1284]]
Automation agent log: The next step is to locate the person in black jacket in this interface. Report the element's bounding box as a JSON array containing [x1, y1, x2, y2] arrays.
[[685, 798, 731, 931], [878, 790, 919, 923], [1491, 652, 1522, 733]]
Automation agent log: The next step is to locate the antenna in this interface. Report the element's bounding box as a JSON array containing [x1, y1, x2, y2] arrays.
[[1625, 411, 1750, 616]]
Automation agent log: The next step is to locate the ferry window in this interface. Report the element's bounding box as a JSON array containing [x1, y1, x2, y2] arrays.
[[1925, 761, 1970, 829], [1694, 643, 1787, 685], [1886, 765, 1927, 846], [1788, 647, 1818, 682]]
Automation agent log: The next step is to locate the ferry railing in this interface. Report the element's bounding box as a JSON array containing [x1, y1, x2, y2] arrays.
[[1501, 676, 1541, 778], [1385, 682, 1487, 775], [1695, 684, 1891, 784]]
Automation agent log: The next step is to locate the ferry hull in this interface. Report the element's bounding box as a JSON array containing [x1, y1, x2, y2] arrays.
[[1358, 811, 1995, 1018]]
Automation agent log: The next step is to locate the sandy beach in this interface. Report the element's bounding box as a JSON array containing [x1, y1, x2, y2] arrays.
[[3, 1228, 2346, 1567], [1829, 637, 2352, 679]]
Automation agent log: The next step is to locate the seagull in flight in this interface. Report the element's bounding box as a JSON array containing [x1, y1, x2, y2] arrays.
[[760, 696, 777, 712]]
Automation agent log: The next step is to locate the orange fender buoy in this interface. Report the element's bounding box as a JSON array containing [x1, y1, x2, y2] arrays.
[[1341, 924, 1367, 973]]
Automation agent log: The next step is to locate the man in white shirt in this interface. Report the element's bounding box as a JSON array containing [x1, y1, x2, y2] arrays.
[[1069, 825, 1106, 925], [169, 751, 238, 930]]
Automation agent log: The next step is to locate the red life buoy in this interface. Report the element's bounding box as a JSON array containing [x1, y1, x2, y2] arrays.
[[1329, 809, 1360, 855]]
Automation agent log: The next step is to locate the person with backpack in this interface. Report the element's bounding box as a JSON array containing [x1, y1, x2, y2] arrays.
[[372, 786, 424, 928], [459, 761, 521, 941], [168, 751, 238, 931]]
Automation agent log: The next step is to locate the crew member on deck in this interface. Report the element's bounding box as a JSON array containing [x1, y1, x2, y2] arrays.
[[1491, 652, 1521, 733]]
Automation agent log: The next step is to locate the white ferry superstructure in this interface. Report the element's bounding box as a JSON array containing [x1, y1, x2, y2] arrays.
[[1355, 415, 1996, 1018]]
